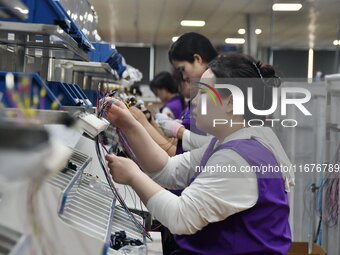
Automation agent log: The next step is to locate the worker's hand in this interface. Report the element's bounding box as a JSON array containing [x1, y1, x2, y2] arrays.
[[154, 113, 172, 122], [155, 113, 183, 138], [105, 154, 141, 185], [105, 100, 136, 130], [129, 106, 148, 125]]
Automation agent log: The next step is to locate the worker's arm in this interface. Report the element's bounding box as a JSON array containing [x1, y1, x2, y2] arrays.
[[106, 149, 258, 235], [106, 154, 164, 203], [129, 107, 177, 156], [106, 101, 169, 172], [181, 129, 213, 151]]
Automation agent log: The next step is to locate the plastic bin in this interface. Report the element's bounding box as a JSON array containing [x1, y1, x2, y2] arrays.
[[0, 71, 60, 109], [48, 81, 92, 107]]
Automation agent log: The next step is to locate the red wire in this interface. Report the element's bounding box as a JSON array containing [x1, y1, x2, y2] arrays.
[[151, 224, 162, 231], [96, 86, 100, 110]]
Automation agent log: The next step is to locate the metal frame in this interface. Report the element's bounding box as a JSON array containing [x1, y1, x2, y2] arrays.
[[323, 74, 340, 255], [0, 0, 28, 20], [47, 58, 117, 85], [48, 149, 146, 255], [0, 224, 28, 255], [0, 21, 89, 61]]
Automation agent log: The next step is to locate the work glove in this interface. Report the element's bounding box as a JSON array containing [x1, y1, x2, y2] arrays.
[[155, 113, 183, 138]]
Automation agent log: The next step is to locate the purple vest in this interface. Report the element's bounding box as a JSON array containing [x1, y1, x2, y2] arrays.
[[161, 95, 184, 120], [181, 103, 206, 136], [176, 103, 206, 155], [173, 138, 292, 255]]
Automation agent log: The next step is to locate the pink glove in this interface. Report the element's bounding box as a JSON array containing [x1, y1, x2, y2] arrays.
[[155, 113, 183, 138]]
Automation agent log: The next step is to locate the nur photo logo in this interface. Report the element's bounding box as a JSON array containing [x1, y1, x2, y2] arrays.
[[197, 81, 312, 128]]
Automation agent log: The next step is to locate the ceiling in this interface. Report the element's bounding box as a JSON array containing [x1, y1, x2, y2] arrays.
[[90, 0, 340, 49]]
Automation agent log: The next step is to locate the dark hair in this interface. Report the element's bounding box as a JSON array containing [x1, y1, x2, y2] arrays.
[[150, 72, 178, 95], [168, 32, 217, 63], [172, 69, 187, 108], [207, 53, 281, 121], [172, 68, 184, 84]]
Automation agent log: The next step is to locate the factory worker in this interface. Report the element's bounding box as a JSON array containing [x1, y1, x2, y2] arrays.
[[159, 32, 218, 150], [149, 71, 185, 120], [128, 33, 216, 157], [149, 32, 218, 152], [105, 53, 294, 255]]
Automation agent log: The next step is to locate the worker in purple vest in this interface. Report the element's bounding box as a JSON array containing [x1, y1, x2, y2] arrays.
[[129, 33, 216, 159], [105, 53, 295, 254], [156, 32, 217, 151], [150, 71, 185, 120]]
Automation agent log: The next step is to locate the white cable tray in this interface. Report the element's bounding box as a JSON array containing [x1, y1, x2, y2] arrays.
[[111, 206, 144, 241], [48, 149, 91, 190], [48, 149, 145, 254], [0, 224, 28, 255]]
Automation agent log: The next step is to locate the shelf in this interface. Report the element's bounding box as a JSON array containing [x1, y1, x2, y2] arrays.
[[0, 21, 89, 61], [50, 59, 117, 80], [1, 107, 77, 125]]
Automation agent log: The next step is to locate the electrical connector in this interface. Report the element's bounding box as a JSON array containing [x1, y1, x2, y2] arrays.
[[78, 113, 110, 138]]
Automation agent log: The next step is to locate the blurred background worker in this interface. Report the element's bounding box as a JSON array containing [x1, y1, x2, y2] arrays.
[[150, 71, 185, 119]]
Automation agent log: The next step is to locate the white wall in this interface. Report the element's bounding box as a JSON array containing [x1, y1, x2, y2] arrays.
[[154, 45, 172, 75]]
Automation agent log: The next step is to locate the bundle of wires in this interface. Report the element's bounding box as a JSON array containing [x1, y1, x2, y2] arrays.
[[322, 176, 339, 227], [96, 95, 151, 240], [95, 136, 151, 240], [97, 96, 140, 166], [322, 144, 340, 227]]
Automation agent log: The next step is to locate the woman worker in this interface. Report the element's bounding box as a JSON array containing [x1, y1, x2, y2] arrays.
[[132, 32, 217, 155], [105, 53, 294, 254], [156, 32, 220, 150], [149, 71, 185, 119]]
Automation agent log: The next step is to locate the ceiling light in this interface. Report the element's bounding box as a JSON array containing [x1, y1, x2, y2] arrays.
[[255, 29, 262, 35], [333, 40, 340, 46], [225, 38, 245, 44], [238, 28, 246, 35], [272, 3, 302, 11], [172, 36, 179, 42], [180, 20, 205, 27]]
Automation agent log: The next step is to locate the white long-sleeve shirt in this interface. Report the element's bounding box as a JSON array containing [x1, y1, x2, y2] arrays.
[[146, 127, 295, 235], [182, 129, 212, 151]]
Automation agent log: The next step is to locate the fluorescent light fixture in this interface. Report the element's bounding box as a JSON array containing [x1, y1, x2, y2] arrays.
[[180, 20, 205, 27], [272, 3, 302, 11], [238, 28, 246, 35], [333, 40, 340, 46], [307, 48, 314, 82], [14, 7, 29, 14], [172, 36, 179, 42], [225, 38, 245, 44], [255, 29, 262, 35]]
